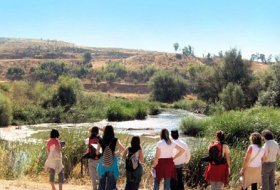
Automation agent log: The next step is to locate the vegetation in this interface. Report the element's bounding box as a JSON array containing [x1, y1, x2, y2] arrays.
[[149, 71, 187, 103], [6, 66, 25, 80], [0, 93, 12, 126]]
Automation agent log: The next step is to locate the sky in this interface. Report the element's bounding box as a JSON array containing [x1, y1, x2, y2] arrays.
[[0, 0, 279, 58]]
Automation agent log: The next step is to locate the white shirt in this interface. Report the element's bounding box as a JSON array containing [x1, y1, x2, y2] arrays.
[[173, 139, 190, 165], [247, 144, 265, 167], [263, 140, 280, 162], [156, 140, 176, 158]]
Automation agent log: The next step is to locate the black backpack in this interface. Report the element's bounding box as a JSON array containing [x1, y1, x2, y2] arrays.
[[126, 149, 140, 171], [201, 144, 226, 165]]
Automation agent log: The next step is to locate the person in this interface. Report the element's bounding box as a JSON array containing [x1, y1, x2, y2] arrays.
[[86, 127, 102, 190], [96, 125, 125, 190], [123, 136, 144, 190], [153, 128, 185, 190], [170, 129, 191, 190], [204, 130, 230, 190], [261, 129, 280, 190], [240, 132, 265, 190], [44, 129, 64, 190]]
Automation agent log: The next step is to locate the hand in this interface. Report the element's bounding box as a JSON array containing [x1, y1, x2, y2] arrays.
[[115, 152, 120, 157], [240, 168, 244, 175]]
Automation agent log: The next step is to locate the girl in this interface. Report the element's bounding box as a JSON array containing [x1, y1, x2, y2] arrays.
[[204, 130, 230, 190], [240, 132, 265, 190], [123, 136, 144, 190], [153, 128, 185, 190], [44, 129, 64, 190], [96, 125, 125, 190]]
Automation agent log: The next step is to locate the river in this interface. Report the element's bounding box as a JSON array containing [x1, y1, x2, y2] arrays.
[[0, 109, 205, 141]]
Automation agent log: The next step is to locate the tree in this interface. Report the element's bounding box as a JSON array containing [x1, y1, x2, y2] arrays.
[[259, 54, 266, 63], [50, 76, 83, 111], [0, 93, 12, 126], [219, 83, 245, 110], [173, 43, 179, 53], [6, 66, 25, 80], [182, 45, 194, 56], [83, 52, 92, 64], [222, 49, 252, 88], [149, 71, 187, 103]]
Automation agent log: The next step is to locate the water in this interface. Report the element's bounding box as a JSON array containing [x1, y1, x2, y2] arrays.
[[0, 109, 205, 141], [95, 109, 205, 135]]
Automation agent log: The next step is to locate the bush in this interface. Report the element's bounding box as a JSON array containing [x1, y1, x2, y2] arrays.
[[12, 104, 47, 125], [180, 117, 207, 137], [219, 83, 245, 110], [186, 106, 280, 145], [149, 71, 187, 103], [173, 99, 207, 113], [6, 66, 25, 80], [0, 94, 12, 126]]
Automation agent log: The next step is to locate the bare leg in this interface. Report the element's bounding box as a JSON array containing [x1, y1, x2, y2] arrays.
[[59, 183, 62, 190], [50, 182, 56, 190]]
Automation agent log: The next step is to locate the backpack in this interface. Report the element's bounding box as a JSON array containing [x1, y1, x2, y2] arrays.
[[102, 142, 114, 168], [126, 150, 139, 171], [201, 143, 226, 165], [82, 136, 100, 159]]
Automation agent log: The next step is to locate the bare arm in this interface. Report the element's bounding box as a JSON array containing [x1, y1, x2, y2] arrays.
[[139, 149, 144, 164], [153, 147, 160, 167], [115, 139, 125, 156], [173, 145, 185, 160], [96, 143, 101, 155], [240, 148, 251, 175], [225, 145, 231, 169], [122, 148, 128, 160]]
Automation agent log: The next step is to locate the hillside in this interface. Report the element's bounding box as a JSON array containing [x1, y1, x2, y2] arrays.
[[0, 37, 269, 95]]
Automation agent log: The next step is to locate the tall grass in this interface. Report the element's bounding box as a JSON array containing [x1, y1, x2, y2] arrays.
[[181, 106, 280, 145]]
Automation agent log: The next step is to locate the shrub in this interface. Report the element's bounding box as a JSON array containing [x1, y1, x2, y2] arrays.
[[105, 62, 127, 80], [12, 104, 47, 125], [149, 71, 187, 103], [135, 107, 147, 120], [180, 117, 207, 137], [173, 99, 207, 113], [6, 66, 25, 80], [0, 94, 12, 126], [219, 83, 245, 110]]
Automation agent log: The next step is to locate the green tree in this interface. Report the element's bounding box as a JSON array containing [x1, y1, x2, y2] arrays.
[[219, 83, 245, 110], [83, 52, 92, 64], [173, 43, 179, 52], [0, 93, 12, 126], [31, 61, 67, 83], [50, 76, 83, 110], [6, 66, 25, 80], [182, 45, 194, 56], [223, 49, 252, 87], [149, 71, 187, 103]]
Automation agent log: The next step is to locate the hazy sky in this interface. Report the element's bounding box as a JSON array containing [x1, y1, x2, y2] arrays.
[[1, 0, 279, 58]]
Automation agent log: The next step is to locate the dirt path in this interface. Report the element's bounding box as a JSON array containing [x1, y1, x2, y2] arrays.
[[0, 180, 92, 190], [0, 180, 151, 190]]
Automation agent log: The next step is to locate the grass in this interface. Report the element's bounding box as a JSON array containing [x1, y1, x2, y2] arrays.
[[181, 106, 280, 145]]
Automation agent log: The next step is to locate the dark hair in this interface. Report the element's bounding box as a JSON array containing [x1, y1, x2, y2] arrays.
[[171, 129, 179, 140], [50, 129, 60, 138], [215, 130, 225, 144], [130, 136, 141, 151], [90, 126, 99, 139], [262, 129, 274, 140], [103, 125, 115, 145], [250, 132, 262, 147], [160, 128, 171, 145]]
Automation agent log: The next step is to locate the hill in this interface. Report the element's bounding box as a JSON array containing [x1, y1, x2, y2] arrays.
[[0, 37, 269, 95]]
